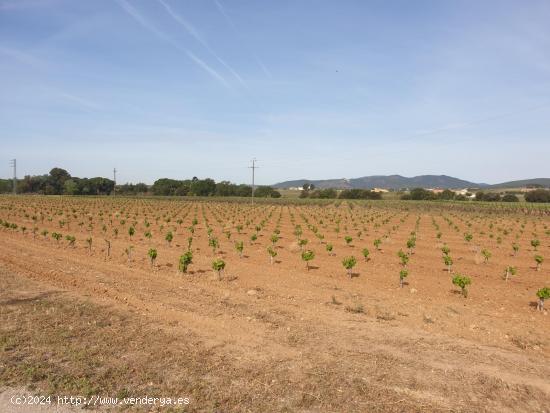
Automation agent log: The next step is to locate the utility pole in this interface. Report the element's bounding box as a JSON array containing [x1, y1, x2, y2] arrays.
[[248, 159, 258, 205], [113, 168, 117, 196], [9, 159, 16, 195]]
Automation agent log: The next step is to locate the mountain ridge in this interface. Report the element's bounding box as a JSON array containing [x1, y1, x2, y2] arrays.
[[272, 175, 550, 190]]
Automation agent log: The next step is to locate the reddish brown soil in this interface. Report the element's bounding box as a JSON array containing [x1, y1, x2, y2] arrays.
[[1, 197, 549, 412]]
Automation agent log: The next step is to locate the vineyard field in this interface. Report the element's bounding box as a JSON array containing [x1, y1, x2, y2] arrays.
[[1, 195, 549, 412]]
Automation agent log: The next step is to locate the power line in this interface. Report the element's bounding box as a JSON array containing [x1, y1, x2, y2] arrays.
[[9, 159, 16, 195], [248, 159, 258, 205]]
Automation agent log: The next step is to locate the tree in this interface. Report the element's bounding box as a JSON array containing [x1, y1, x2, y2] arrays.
[[63, 179, 78, 195], [475, 191, 501, 202], [408, 188, 435, 200], [178, 251, 193, 273], [502, 194, 519, 202], [536, 287, 550, 311], [531, 239, 540, 251], [373, 238, 382, 250], [190, 178, 216, 196], [342, 256, 357, 278], [339, 189, 382, 200], [344, 235, 353, 246], [212, 259, 226, 280], [254, 186, 281, 198], [301, 250, 315, 271], [362, 248, 370, 261], [152, 178, 185, 196], [525, 189, 550, 203], [438, 189, 455, 200], [452, 274, 471, 298], [48, 167, 71, 194], [326, 243, 334, 255]]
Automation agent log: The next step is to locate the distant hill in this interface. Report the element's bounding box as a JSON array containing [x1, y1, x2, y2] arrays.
[[273, 175, 488, 190], [486, 178, 550, 189]]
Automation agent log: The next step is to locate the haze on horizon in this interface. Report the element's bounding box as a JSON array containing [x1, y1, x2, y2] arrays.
[[1, 0, 549, 186]]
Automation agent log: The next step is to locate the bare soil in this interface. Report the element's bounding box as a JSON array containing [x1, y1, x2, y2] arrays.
[[0, 198, 549, 412]]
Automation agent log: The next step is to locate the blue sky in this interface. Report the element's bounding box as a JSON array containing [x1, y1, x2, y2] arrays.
[[1, 0, 549, 185]]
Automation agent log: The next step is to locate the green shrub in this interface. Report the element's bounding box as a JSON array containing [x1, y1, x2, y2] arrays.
[[267, 246, 277, 264], [443, 255, 453, 273], [342, 256, 357, 278], [536, 287, 550, 311], [178, 251, 193, 273], [399, 269, 408, 288], [504, 266, 517, 281], [301, 250, 315, 271], [148, 248, 157, 267], [534, 255, 543, 271], [235, 240, 244, 258], [212, 259, 226, 280], [452, 274, 471, 298]]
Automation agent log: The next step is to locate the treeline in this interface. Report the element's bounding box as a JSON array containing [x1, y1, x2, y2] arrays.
[[474, 191, 519, 202], [300, 187, 382, 200], [399, 187, 548, 202], [400, 188, 468, 201], [0, 167, 282, 198], [524, 189, 550, 203], [151, 178, 280, 198], [0, 168, 115, 195]]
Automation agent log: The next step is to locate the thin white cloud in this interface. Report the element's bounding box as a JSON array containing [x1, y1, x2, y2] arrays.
[[113, 0, 230, 87], [156, 0, 247, 88], [211, 0, 272, 82], [185, 50, 230, 88], [213, 0, 236, 29], [155, 0, 205, 45], [411, 102, 550, 139], [0, 45, 46, 67], [256, 58, 272, 79], [57, 92, 102, 110]]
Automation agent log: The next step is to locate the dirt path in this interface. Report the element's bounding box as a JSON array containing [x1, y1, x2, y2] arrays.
[[1, 235, 549, 412]]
